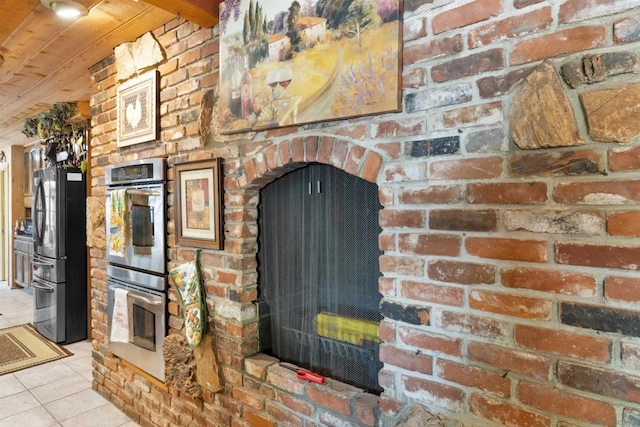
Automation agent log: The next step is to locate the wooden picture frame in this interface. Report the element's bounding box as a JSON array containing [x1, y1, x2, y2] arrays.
[[175, 159, 224, 250], [117, 70, 159, 147], [218, 0, 403, 135]]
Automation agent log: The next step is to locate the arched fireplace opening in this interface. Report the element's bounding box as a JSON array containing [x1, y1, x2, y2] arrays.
[[256, 163, 383, 394]]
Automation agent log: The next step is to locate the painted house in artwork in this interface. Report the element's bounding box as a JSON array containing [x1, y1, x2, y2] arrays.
[[298, 17, 326, 44], [268, 33, 290, 60]]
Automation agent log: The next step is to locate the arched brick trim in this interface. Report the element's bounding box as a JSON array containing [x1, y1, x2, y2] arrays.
[[238, 136, 383, 188]]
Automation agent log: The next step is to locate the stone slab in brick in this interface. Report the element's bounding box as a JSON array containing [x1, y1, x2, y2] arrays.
[[558, 361, 640, 404], [615, 15, 640, 44], [408, 136, 460, 157], [466, 128, 504, 152], [405, 83, 472, 113], [561, 60, 585, 88], [561, 302, 640, 337], [508, 150, 601, 177], [504, 210, 602, 236], [583, 52, 639, 84], [581, 83, 640, 143], [508, 60, 583, 149], [114, 32, 165, 81]]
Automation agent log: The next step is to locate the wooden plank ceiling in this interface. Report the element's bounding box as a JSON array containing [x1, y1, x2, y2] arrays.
[[0, 0, 219, 149]]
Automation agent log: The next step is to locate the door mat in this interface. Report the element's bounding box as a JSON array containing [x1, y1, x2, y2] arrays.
[[0, 324, 72, 376]]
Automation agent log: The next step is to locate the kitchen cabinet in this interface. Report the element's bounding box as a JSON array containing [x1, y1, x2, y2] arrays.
[[13, 234, 32, 289]]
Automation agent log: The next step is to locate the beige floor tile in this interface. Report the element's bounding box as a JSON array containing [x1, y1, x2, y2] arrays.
[[0, 405, 60, 427], [30, 375, 92, 404], [15, 361, 77, 389], [0, 375, 27, 399], [60, 403, 132, 427], [44, 388, 110, 422], [0, 390, 41, 419]]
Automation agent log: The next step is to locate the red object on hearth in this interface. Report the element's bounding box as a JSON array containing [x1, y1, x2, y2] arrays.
[[281, 364, 325, 384]]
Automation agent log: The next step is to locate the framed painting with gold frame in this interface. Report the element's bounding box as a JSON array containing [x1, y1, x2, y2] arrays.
[[175, 159, 224, 250], [116, 70, 159, 147]]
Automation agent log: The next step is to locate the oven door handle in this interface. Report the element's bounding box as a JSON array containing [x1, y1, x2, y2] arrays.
[[31, 280, 54, 293], [125, 189, 162, 197], [128, 293, 163, 306], [32, 259, 54, 268]]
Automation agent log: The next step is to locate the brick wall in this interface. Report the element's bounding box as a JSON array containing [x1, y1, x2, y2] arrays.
[[88, 2, 640, 426]]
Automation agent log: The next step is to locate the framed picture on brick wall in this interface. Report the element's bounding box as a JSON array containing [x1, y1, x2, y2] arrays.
[[116, 70, 159, 147], [175, 158, 224, 250], [218, 0, 403, 135]]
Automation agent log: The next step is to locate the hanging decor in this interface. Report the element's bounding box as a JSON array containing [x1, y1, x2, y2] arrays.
[[218, 0, 403, 134], [21, 102, 87, 170], [116, 70, 159, 147]]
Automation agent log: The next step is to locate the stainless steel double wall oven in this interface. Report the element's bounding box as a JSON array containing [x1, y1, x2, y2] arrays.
[[105, 158, 167, 381]]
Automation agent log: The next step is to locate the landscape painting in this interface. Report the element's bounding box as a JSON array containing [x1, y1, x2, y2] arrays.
[[219, 0, 402, 134]]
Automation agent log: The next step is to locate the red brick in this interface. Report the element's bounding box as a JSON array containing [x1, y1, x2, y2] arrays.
[[398, 325, 463, 356], [355, 394, 378, 427], [559, 361, 640, 405], [277, 391, 315, 417], [403, 67, 427, 88], [398, 185, 462, 204], [509, 149, 602, 177], [380, 345, 433, 375], [469, 394, 551, 427], [245, 354, 278, 379], [305, 384, 352, 416], [609, 146, 640, 172], [438, 312, 510, 341], [608, 211, 640, 237], [379, 319, 396, 343], [400, 280, 464, 307], [360, 151, 383, 183], [244, 409, 276, 427], [515, 324, 612, 363], [437, 359, 511, 397], [442, 101, 503, 127], [466, 237, 547, 263], [404, 34, 465, 65], [379, 277, 396, 297], [432, 0, 503, 34], [265, 402, 303, 427], [554, 179, 640, 204], [383, 162, 426, 182], [429, 209, 498, 232], [428, 259, 496, 285], [430, 157, 503, 180], [614, 15, 640, 44], [432, 50, 504, 83], [560, 0, 633, 23], [468, 341, 552, 379], [379, 209, 426, 228], [622, 342, 640, 370], [404, 17, 427, 42], [469, 7, 552, 48], [401, 375, 464, 411], [556, 242, 640, 271], [232, 387, 264, 410], [514, 0, 544, 8], [511, 26, 606, 65], [605, 276, 640, 303], [372, 118, 425, 139], [501, 266, 597, 297], [375, 142, 401, 160], [467, 182, 547, 204], [379, 233, 395, 252], [380, 255, 425, 276], [398, 233, 461, 256], [518, 382, 616, 426], [470, 290, 552, 320]]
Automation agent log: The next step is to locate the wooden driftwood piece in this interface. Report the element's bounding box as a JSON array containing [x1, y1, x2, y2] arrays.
[[194, 332, 223, 393]]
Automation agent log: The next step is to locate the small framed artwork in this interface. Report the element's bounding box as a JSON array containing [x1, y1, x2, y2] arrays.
[[175, 159, 224, 250], [117, 70, 159, 147]]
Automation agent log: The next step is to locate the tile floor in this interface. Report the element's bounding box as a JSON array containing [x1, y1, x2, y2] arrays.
[[0, 283, 138, 427]]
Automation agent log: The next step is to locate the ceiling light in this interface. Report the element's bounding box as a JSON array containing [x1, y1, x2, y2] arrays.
[[41, 0, 88, 18]]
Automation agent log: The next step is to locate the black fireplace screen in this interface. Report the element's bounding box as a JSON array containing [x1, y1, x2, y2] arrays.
[[257, 163, 383, 394]]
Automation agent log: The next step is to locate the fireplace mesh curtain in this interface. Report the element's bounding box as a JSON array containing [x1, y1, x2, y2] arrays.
[[257, 164, 383, 394]]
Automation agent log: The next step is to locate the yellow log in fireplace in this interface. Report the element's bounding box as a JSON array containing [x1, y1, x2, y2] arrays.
[[315, 312, 381, 346]]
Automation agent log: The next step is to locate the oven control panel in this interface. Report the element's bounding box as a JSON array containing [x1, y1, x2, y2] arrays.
[[105, 158, 165, 185]]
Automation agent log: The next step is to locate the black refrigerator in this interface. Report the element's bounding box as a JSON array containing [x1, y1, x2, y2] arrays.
[[32, 166, 87, 344]]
